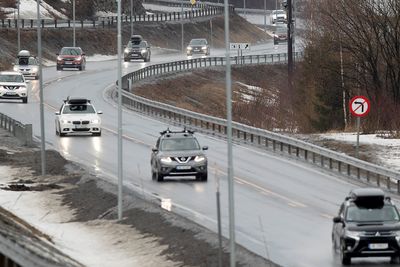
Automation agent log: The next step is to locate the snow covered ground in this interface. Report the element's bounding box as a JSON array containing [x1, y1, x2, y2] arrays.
[[4, 0, 67, 19]]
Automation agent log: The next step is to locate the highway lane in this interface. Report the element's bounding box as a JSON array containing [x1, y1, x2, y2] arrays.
[[1, 44, 398, 267]]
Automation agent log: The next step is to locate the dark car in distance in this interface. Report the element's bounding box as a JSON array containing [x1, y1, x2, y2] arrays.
[[56, 47, 86, 71], [151, 128, 208, 182], [186, 38, 210, 56], [124, 35, 151, 62], [332, 188, 400, 265]]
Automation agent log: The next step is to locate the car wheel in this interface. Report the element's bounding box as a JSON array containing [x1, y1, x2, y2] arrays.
[[35, 75, 39, 80], [124, 58, 129, 62], [340, 245, 351, 265], [151, 171, 156, 181], [78, 65, 82, 71], [156, 171, 164, 182], [22, 97, 27, 104], [56, 66, 61, 71], [55, 125, 59, 136], [390, 256, 400, 264]]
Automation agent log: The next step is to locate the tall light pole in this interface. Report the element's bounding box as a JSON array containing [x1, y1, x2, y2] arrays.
[[223, 1, 236, 266], [37, 0, 46, 176], [117, 0, 123, 221], [264, 0, 266, 32], [17, 0, 20, 52], [181, 2, 184, 53], [73, 0, 76, 47], [287, 0, 294, 91], [130, 0, 133, 36]]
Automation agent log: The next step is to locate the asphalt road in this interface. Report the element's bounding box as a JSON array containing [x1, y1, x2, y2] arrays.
[[1, 42, 399, 267]]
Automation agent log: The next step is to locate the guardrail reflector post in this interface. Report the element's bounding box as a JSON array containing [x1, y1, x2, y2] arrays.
[[377, 174, 380, 186], [347, 164, 351, 176], [387, 177, 391, 190]]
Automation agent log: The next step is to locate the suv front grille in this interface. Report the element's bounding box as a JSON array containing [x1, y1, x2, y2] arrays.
[[4, 86, 20, 90], [172, 156, 194, 164], [363, 231, 394, 237]]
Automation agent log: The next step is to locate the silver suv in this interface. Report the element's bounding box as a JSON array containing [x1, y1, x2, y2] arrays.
[[151, 128, 208, 182]]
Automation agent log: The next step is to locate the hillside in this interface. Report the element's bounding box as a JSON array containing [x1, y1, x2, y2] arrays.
[[0, 13, 269, 70]]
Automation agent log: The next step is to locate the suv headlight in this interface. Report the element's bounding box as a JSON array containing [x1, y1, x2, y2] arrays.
[[60, 119, 70, 124], [187, 46, 192, 50], [194, 155, 206, 162], [124, 49, 129, 53], [345, 230, 361, 240], [13, 66, 19, 71], [32, 66, 38, 72], [202, 46, 207, 50], [160, 157, 172, 163], [91, 119, 100, 124], [141, 49, 147, 54]]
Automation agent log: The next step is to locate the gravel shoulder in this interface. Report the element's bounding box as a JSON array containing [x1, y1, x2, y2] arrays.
[[0, 128, 280, 267]]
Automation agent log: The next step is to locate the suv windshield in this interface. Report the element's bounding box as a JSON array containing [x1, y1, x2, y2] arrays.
[[60, 48, 81, 56], [160, 138, 200, 151], [346, 205, 400, 222], [0, 74, 24, 83], [63, 104, 95, 114], [190, 39, 206, 46]]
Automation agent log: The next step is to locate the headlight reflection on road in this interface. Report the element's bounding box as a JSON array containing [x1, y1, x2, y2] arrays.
[[59, 136, 70, 156], [91, 136, 102, 154]]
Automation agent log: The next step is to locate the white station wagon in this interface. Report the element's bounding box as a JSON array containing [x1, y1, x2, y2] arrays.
[[55, 97, 102, 137]]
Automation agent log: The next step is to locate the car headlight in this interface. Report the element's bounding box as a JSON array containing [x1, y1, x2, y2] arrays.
[[60, 119, 70, 124], [91, 119, 100, 124], [32, 67, 38, 72], [13, 66, 19, 71], [345, 230, 361, 240], [57, 56, 63, 61], [187, 47, 192, 50], [124, 49, 129, 53], [160, 157, 172, 163], [202, 46, 207, 50], [194, 155, 206, 162], [141, 49, 147, 54]]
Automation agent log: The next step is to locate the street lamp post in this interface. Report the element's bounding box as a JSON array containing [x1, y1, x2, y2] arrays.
[[73, 0, 76, 47], [17, 0, 20, 52], [37, 0, 46, 176], [181, 2, 184, 53], [117, 0, 123, 221], [223, 1, 236, 266], [130, 0, 133, 36]]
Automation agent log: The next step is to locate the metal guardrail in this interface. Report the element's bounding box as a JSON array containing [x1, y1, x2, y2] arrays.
[[0, 113, 32, 146], [0, 6, 224, 29], [118, 53, 400, 193]]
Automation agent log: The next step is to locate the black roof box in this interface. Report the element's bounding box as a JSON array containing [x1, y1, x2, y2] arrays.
[[347, 188, 385, 208]]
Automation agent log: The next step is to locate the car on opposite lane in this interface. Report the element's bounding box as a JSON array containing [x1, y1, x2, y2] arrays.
[[0, 71, 28, 103], [13, 50, 39, 80], [271, 9, 287, 24], [151, 128, 208, 182], [332, 188, 400, 265], [56, 47, 86, 71], [273, 27, 288, 45], [55, 97, 102, 137], [124, 35, 151, 62], [186, 38, 210, 56]]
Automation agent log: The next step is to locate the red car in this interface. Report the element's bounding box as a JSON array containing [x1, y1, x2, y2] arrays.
[[56, 47, 86, 71]]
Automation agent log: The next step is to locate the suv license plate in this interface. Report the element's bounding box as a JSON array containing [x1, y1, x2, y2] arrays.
[[369, 243, 388, 250], [176, 166, 191, 170]]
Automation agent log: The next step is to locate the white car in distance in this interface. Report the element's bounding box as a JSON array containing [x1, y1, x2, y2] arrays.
[[0, 71, 28, 103], [55, 97, 102, 137], [271, 9, 287, 24]]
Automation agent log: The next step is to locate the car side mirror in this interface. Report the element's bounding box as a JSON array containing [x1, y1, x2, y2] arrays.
[[202, 146, 208, 151], [152, 147, 158, 152], [97, 111, 103, 114], [333, 216, 343, 223], [55, 111, 60, 115]]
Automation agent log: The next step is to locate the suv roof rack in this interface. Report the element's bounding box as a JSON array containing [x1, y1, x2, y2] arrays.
[[160, 127, 194, 136], [64, 96, 90, 104]]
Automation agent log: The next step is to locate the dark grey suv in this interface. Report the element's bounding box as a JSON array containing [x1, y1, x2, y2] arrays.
[[124, 35, 151, 62], [332, 188, 400, 265], [151, 128, 208, 182]]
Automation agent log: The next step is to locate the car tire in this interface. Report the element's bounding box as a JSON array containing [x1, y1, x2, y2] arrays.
[[55, 125, 59, 136], [390, 256, 400, 264], [22, 97, 27, 104], [124, 58, 129, 62], [340, 246, 351, 265], [156, 171, 164, 182], [79, 65, 82, 71], [57, 66, 62, 71], [196, 173, 208, 182], [35, 75, 39, 80]]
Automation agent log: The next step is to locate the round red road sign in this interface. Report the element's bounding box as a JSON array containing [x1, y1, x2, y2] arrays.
[[349, 96, 370, 117]]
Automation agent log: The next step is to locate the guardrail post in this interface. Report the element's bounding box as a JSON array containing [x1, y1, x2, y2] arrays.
[[54, 19, 57, 28], [273, 140, 276, 151], [377, 174, 380, 186], [288, 145, 291, 155], [81, 20, 83, 28], [329, 158, 332, 169], [338, 161, 341, 173], [304, 150, 308, 161], [265, 138, 268, 148], [41, 19, 44, 28], [387, 177, 391, 190], [321, 156, 324, 167], [243, 132, 247, 142], [357, 168, 360, 179], [312, 152, 315, 163], [257, 136, 261, 145], [296, 147, 299, 157], [398, 180, 400, 194], [347, 164, 351, 176], [280, 142, 283, 152]]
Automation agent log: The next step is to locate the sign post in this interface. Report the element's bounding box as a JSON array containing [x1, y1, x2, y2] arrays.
[[349, 96, 370, 158]]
